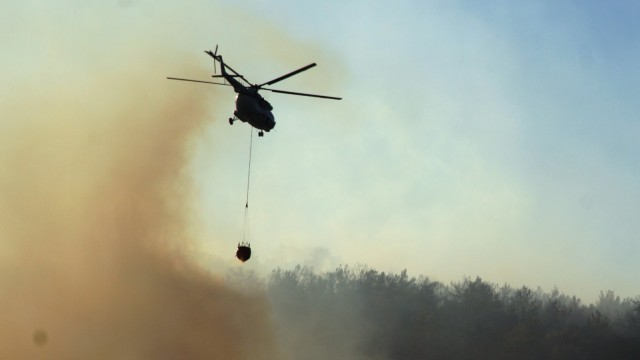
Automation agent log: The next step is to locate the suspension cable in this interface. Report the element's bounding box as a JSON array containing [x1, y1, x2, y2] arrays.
[[241, 128, 254, 244], [245, 128, 253, 209]]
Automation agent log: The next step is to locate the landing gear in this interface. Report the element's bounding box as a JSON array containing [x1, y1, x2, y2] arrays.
[[258, 131, 264, 137], [229, 117, 234, 125]]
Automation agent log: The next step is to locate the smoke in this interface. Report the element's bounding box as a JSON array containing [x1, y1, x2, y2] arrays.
[[0, 21, 281, 360]]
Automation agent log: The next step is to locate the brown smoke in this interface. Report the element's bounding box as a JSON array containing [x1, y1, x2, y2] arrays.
[[0, 45, 281, 359]]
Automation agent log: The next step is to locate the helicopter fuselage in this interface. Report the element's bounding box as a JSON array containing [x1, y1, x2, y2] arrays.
[[234, 91, 275, 132], [220, 60, 275, 133]]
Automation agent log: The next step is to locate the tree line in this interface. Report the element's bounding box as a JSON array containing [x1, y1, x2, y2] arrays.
[[255, 265, 640, 360]]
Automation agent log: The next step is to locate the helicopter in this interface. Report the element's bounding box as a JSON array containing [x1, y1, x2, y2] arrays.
[[167, 46, 342, 136]]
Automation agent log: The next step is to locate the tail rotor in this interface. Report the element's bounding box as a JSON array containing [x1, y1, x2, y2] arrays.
[[212, 44, 219, 74]]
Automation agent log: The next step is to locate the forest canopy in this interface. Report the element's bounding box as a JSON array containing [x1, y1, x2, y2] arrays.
[[232, 265, 640, 360]]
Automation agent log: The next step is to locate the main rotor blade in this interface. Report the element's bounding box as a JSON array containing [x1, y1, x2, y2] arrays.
[[258, 63, 317, 87], [167, 77, 231, 86], [262, 87, 342, 100]]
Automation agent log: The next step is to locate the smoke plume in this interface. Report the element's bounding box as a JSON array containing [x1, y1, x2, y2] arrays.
[[0, 35, 281, 360]]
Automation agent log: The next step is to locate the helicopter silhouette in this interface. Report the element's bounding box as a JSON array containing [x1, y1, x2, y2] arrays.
[[167, 46, 341, 136]]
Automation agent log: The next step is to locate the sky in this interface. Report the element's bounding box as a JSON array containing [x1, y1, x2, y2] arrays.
[[197, 0, 640, 302], [3, 0, 640, 306]]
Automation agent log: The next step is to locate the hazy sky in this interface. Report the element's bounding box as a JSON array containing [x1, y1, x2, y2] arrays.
[[4, 0, 640, 303]]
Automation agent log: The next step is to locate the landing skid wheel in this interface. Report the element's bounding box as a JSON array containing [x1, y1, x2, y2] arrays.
[[258, 131, 264, 137], [229, 117, 234, 125]]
